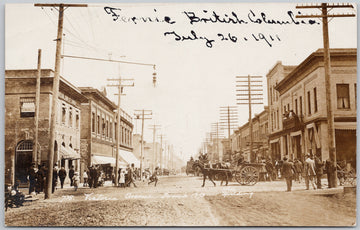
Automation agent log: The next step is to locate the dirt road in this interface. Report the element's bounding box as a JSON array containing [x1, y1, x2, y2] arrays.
[[5, 175, 356, 226]]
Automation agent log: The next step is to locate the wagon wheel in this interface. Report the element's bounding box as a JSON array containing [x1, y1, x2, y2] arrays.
[[235, 166, 259, 186]]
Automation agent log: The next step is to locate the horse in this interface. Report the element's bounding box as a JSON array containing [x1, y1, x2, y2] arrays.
[[192, 161, 231, 187]]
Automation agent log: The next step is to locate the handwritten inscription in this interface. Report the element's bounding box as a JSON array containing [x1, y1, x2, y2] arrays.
[[104, 7, 320, 48]]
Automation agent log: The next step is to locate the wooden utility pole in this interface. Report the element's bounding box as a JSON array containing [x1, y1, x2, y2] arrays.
[[149, 124, 161, 170], [34, 49, 42, 166], [157, 134, 166, 171], [236, 75, 263, 162], [34, 3, 87, 199], [296, 3, 355, 188], [220, 106, 238, 161], [134, 110, 152, 179], [108, 74, 134, 186]]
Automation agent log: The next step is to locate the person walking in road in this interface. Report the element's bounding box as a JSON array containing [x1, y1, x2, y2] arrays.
[[69, 165, 75, 187], [315, 154, 324, 189], [148, 167, 159, 187], [58, 167, 67, 189], [294, 159, 303, 183], [304, 154, 316, 190], [282, 157, 294, 192], [125, 164, 137, 188]]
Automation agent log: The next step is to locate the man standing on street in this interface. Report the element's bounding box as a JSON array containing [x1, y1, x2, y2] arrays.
[[69, 165, 75, 187], [304, 154, 316, 190], [27, 163, 37, 195], [282, 157, 294, 192], [315, 154, 324, 189], [58, 167, 67, 189], [52, 164, 58, 193]]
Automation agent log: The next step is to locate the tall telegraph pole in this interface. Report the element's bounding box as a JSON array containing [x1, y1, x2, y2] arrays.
[[134, 110, 152, 179], [296, 3, 355, 188], [34, 49, 42, 166], [149, 124, 161, 170], [219, 106, 238, 161], [107, 71, 134, 186], [236, 75, 263, 162], [34, 3, 87, 199]]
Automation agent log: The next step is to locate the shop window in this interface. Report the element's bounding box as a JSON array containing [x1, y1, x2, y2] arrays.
[[337, 84, 350, 109], [20, 97, 35, 117], [97, 115, 100, 134]]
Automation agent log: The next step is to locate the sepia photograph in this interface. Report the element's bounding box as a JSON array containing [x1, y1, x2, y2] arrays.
[[3, 1, 357, 227]]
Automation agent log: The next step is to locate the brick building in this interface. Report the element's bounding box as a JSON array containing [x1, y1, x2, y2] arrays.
[[5, 69, 86, 185], [268, 48, 357, 166], [79, 87, 136, 180], [231, 107, 269, 162]]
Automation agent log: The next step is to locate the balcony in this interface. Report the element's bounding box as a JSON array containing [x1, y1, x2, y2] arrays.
[[282, 113, 303, 131]]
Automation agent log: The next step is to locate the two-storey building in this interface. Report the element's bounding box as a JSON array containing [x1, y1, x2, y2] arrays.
[[268, 48, 356, 166], [5, 69, 86, 185]]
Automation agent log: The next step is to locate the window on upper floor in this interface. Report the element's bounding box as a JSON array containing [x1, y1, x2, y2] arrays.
[[299, 96, 303, 116], [97, 115, 100, 134], [75, 110, 80, 129], [337, 84, 350, 109], [314, 88, 318, 113], [69, 107, 73, 127], [307, 91, 311, 115], [62, 104, 66, 125], [20, 97, 35, 118], [295, 99, 298, 115], [102, 118, 105, 136], [355, 84, 357, 108], [91, 112, 95, 133]]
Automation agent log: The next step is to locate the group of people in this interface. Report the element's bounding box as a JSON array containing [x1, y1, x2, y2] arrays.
[[27, 163, 80, 195], [115, 164, 159, 187], [281, 154, 338, 192], [83, 165, 105, 189]]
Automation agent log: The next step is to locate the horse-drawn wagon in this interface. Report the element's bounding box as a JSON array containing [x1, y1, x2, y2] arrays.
[[192, 161, 265, 186]]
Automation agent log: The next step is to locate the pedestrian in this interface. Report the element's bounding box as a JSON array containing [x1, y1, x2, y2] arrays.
[[58, 167, 67, 189], [119, 169, 125, 188], [27, 163, 37, 195], [69, 165, 75, 187], [148, 167, 159, 187], [282, 157, 294, 192], [83, 170, 88, 187], [314, 154, 324, 189], [36, 165, 46, 194], [304, 154, 316, 190], [125, 164, 137, 187], [294, 159, 303, 183], [73, 172, 80, 191], [52, 164, 58, 193]]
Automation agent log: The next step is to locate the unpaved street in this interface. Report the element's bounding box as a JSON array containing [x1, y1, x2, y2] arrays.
[[5, 175, 356, 226]]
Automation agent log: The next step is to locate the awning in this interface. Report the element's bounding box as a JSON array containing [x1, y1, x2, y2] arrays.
[[60, 146, 80, 159], [91, 155, 127, 167], [335, 122, 357, 130], [119, 149, 140, 168]]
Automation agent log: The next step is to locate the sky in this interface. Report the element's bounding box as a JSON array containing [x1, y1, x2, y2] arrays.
[[5, 2, 357, 161]]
